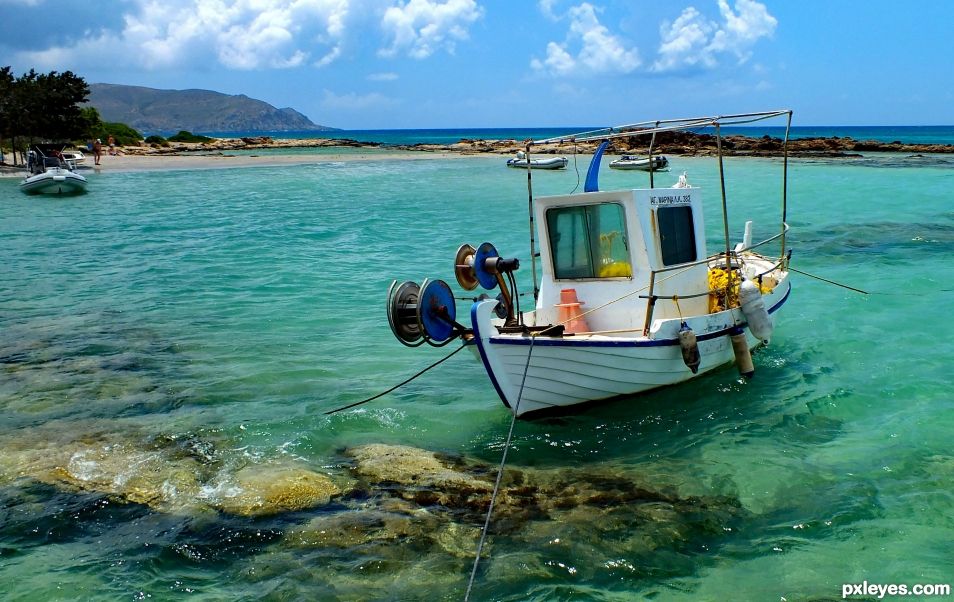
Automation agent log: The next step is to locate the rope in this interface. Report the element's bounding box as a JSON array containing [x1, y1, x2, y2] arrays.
[[539, 262, 700, 334], [672, 295, 684, 320], [323, 344, 467, 415], [787, 266, 868, 295], [464, 336, 535, 600]]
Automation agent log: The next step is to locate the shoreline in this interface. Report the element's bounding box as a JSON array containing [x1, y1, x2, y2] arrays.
[[3, 131, 952, 178]]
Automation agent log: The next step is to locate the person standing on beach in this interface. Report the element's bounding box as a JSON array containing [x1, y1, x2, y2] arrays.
[[93, 139, 102, 165], [107, 135, 116, 156]]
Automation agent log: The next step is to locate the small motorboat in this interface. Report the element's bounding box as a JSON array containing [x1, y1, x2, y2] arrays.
[[60, 148, 87, 164], [385, 110, 795, 418], [609, 154, 669, 171], [506, 151, 568, 170], [19, 145, 88, 195]]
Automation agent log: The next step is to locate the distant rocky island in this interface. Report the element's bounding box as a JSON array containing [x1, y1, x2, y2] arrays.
[[120, 130, 954, 158], [86, 83, 336, 135]]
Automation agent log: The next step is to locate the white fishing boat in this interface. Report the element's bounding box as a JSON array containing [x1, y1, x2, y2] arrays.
[[387, 111, 794, 417], [20, 145, 88, 195], [609, 154, 669, 171], [506, 151, 568, 170]]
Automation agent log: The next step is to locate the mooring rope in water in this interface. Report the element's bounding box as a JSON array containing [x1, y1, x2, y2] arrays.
[[324, 344, 467, 415], [787, 266, 868, 295], [464, 337, 535, 601]]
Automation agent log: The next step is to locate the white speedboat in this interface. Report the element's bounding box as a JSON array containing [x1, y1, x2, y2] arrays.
[[506, 151, 568, 170], [609, 154, 669, 171], [387, 111, 794, 417], [60, 149, 87, 164], [20, 146, 88, 195]]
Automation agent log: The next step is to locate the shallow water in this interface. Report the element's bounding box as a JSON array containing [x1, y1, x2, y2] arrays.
[[1, 151, 952, 600]]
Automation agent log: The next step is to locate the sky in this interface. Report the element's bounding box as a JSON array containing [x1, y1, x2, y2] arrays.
[[1, 0, 953, 129]]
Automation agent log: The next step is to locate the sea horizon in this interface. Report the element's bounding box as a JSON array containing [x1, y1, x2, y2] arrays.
[[193, 124, 954, 146]]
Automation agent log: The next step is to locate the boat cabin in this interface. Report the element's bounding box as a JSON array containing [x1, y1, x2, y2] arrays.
[[532, 185, 710, 334]]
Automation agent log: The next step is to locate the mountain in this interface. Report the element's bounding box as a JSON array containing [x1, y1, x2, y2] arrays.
[[86, 83, 337, 135]]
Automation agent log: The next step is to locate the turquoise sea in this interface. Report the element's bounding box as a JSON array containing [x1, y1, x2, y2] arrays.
[[2, 133, 953, 600]]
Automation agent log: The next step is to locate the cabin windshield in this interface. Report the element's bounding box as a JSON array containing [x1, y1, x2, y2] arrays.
[[546, 202, 632, 279]]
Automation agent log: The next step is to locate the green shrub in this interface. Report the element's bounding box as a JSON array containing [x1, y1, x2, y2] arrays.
[[101, 122, 142, 146], [144, 134, 166, 144], [168, 130, 213, 143]]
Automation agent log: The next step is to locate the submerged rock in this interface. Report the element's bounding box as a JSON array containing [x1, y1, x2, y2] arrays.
[[348, 444, 492, 491], [212, 464, 342, 517], [0, 429, 347, 517]]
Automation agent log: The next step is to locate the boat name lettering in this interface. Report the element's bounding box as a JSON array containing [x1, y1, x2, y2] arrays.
[[650, 194, 691, 206]]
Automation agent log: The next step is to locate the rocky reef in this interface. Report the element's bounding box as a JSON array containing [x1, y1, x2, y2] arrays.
[[118, 130, 954, 158]]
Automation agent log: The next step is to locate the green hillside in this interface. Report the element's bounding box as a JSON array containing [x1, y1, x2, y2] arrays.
[[86, 83, 336, 135]]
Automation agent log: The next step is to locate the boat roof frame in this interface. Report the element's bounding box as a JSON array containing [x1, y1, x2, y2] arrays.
[[532, 109, 793, 145]]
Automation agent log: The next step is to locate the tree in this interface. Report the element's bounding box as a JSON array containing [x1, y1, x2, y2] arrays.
[[0, 66, 91, 163], [0, 66, 13, 163]]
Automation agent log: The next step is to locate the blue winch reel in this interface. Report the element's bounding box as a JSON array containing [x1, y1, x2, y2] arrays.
[[418, 278, 456, 343], [386, 278, 457, 347]]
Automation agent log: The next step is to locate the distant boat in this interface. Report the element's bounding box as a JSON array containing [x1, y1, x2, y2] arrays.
[[60, 149, 87, 164], [506, 151, 568, 170], [386, 110, 795, 417], [20, 145, 88, 195], [609, 155, 669, 171]]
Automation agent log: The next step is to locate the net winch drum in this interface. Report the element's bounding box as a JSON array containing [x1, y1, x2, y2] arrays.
[[386, 278, 460, 347], [454, 243, 479, 291], [387, 280, 424, 346]]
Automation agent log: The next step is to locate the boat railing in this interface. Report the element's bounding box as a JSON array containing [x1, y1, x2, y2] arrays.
[[639, 222, 790, 335]]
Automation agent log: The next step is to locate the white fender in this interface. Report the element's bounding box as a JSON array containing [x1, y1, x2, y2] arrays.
[[739, 278, 773, 344]]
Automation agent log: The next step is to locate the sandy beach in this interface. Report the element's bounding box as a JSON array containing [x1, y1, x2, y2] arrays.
[[0, 147, 473, 178]]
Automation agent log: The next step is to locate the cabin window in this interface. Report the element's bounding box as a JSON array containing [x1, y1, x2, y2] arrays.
[[657, 205, 697, 266], [546, 203, 632, 279]]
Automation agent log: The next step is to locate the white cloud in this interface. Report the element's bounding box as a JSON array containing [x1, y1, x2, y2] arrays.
[[320, 88, 395, 110], [16, 0, 353, 72], [707, 0, 777, 58], [378, 0, 483, 59], [367, 71, 399, 81], [653, 0, 777, 72], [537, 0, 560, 20], [653, 7, 715, 72], [531, 2, 640, 76]]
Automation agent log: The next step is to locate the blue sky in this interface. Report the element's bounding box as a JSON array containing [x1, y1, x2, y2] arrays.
[[2, 0, 952, 129]]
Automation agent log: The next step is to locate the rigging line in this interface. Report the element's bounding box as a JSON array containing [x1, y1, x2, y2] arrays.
[[570, 140, 581, 194], [546, 262, 700, 329], [787, 266, 868, 295], [323, 344, 467, 415], [465, 335, 535, 601]]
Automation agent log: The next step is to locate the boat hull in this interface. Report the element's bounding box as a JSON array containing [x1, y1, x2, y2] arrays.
[[469, 279, 790, 417], [19, 169, 88, 195], [609, 156, 669, 171], [506, 157, 568, 170]]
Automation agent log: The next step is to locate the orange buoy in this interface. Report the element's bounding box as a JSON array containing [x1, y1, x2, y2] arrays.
[[555, 288, 590, 334]]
